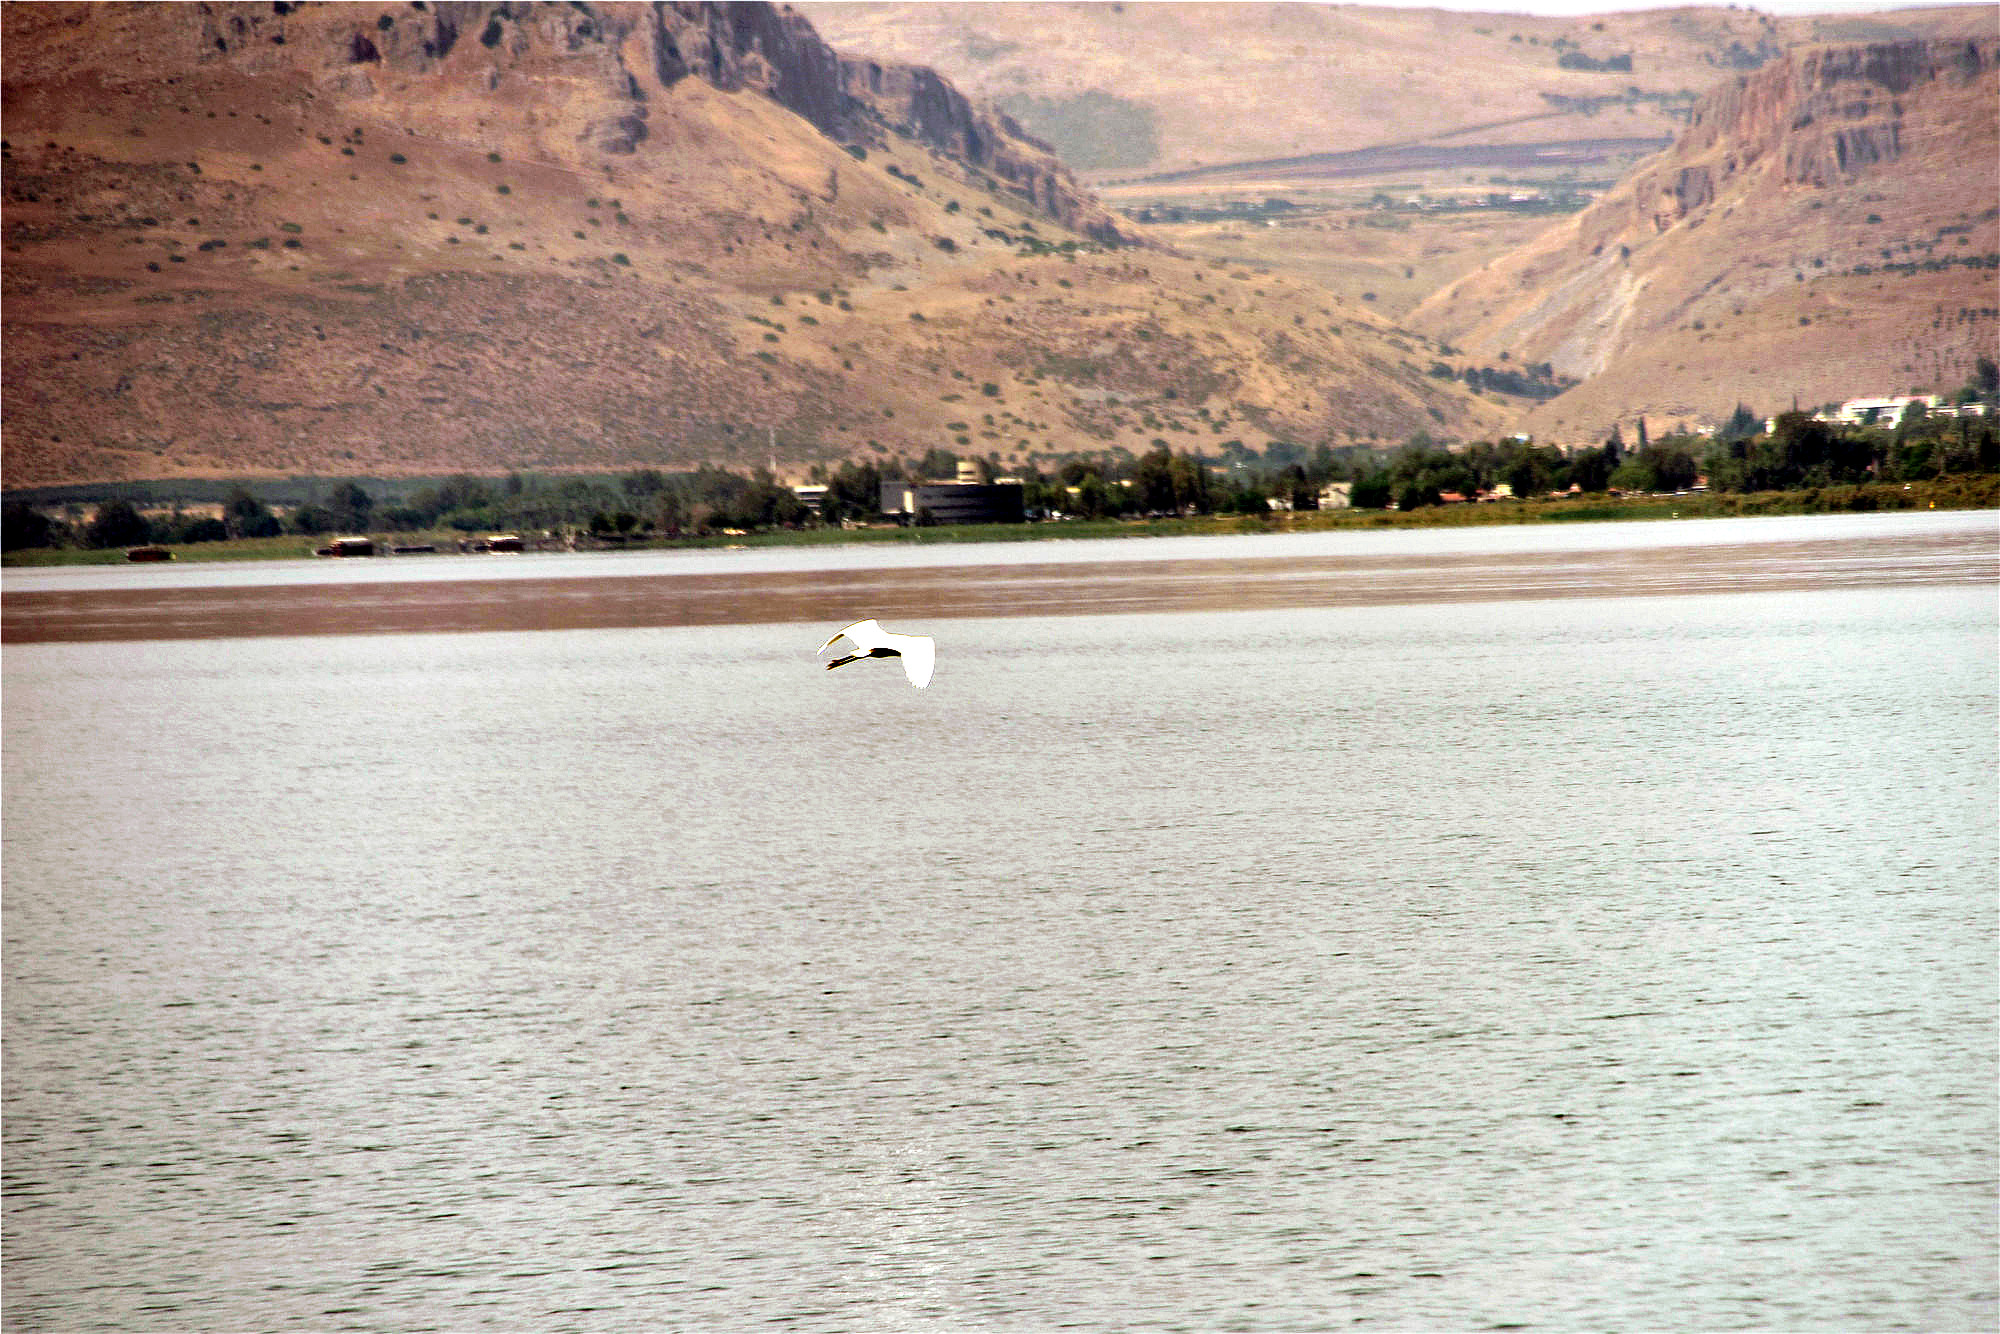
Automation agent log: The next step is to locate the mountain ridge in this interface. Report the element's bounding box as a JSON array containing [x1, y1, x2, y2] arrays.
[[1408, 34, 1998, 440], [1, 1, 1505, 487], [795, 2, 1991, 179]]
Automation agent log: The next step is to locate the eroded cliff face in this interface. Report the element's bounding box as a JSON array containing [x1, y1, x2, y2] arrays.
[[1644, 38, 1995, 228], [1408, 36, 1998, 440], [636, 2, 1132, 242], [1448, 36, 1986, 292], [2, 1, 1130, 241], [836, 58, 1128, 244], [1534, 37, 1998, 256]]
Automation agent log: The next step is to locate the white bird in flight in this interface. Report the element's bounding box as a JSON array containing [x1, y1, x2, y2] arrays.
[[820, 620, 935, 688]]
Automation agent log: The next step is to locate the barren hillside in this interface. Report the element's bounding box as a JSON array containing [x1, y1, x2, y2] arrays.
[[1, 1, 1507, 487], [795, 3, 1990, 179], [1408, 36, 1999, 443]]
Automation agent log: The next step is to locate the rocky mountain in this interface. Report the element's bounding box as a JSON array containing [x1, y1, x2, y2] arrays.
[[1408, 37, 1999, 442], [794, 3, 1988, 179], [1, 0, 1506, 487]]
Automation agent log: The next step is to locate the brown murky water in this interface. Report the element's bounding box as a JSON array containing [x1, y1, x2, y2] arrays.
[[5, 524, 1993, 644]]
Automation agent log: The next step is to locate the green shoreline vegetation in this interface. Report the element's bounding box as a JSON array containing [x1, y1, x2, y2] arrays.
[[4, 476, 1993, 569], [5, 406, 1996, 567]]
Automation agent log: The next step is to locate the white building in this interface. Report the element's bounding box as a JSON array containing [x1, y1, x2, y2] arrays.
[[1820, 395, 1942, 427]]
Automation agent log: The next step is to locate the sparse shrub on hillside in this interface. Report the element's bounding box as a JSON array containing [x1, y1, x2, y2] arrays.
[[611, 253, 630, 266], [389, 153, 407, 164]]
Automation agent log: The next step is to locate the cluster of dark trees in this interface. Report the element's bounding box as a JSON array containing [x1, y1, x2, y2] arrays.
[[3, 482, 376, 552], [1705, 406, 1997, 492], [368, 467, 815, 538], [1557, 50, 1633, 72], [5, 396, 1996, 551], [0, 470, 819, 551], [1360, 406, 1996, 511], [1430, 359, 1576, 401], [1028, 405, 1995, 519], [1338, 431, 1688, 510]]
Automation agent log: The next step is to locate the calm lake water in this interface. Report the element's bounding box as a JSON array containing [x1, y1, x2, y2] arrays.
[[5, 514, 1996, 1331]]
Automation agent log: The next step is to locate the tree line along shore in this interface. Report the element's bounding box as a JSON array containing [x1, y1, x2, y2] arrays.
[[5, 409, 1996, 566]]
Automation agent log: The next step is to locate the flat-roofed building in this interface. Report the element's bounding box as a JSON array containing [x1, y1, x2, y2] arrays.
[[881, 462, 1025, 525]]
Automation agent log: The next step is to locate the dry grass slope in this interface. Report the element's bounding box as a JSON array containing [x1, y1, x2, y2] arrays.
[[1408, 36, 1999, 441], [0, 1, 1504, 487]]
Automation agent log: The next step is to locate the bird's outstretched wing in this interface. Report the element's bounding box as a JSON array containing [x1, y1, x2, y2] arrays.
[[821, 620, 884, 654], [895, 633, 935, 689]]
